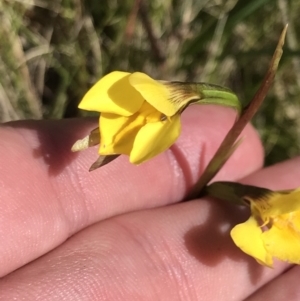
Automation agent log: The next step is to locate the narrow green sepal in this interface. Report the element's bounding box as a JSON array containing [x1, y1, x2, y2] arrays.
[[197, 83, 241, 114]]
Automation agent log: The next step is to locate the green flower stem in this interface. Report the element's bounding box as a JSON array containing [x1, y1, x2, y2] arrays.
[[196, 83, 241, 113]]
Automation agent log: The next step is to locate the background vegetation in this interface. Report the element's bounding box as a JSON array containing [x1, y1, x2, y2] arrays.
[[1, 0, 300, 165]]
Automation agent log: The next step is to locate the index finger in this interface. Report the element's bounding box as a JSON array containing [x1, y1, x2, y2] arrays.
[[0, 105, 263, 276]]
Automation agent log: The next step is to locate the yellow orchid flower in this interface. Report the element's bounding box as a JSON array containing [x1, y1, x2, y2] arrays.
[[231, 188, 300, 267], [206, 182, 300, 267], [72, 71, 240, 169]]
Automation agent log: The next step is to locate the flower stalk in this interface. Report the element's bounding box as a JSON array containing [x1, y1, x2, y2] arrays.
[[188, 24, 288, 199]]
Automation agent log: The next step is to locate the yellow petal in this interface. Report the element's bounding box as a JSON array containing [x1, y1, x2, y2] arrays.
[[129, 114, 181, 164], [231, 216, 273, 267], [129, 72, 180, 116], [260, 189, 300, 218], [79, 71, 144, 116], [289, 211, 300, 231], [99, 102, 162, 157], [263, 220, 300, 264], [99, 112, 145, 156]]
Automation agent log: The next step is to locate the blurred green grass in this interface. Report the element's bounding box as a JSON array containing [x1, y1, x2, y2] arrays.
[[1, 0, 300, 165]]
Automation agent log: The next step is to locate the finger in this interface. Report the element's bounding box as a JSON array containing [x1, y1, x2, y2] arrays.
[[242, 156, 300, 190], [1, 157, 299, 300], [0, 105, 263, 276], [244, 266, 300, 301]]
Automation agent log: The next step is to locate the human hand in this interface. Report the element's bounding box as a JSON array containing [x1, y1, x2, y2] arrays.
[[0, 105, 299, 300]]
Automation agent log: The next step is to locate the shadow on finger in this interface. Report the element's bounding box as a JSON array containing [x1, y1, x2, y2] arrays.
[[6, 118, 98, 176], [184, 198, 264, 285]]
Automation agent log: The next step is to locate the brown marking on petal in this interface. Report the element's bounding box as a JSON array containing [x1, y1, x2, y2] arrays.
[[161, 81, 201, 112], [161, 81, 237, 114], [88, 127, 100, 147], [160, 114, 167, 121]]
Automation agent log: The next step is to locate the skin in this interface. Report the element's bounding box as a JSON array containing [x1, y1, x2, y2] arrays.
[[0, 105, 299, 300]]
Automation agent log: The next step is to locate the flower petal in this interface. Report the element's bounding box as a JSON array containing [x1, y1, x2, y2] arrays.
[[79, 71, 144, 116], [129, 72, 181, 116], [263, 215, 300, 264], [259, 189, 300, 218], [129, 114, 181, 164], [231, 216, 273, 267], [99, 112, 145, 156]]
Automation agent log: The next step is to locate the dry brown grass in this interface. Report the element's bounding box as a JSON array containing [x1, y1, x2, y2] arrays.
[[1, 0, 300, 164]]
